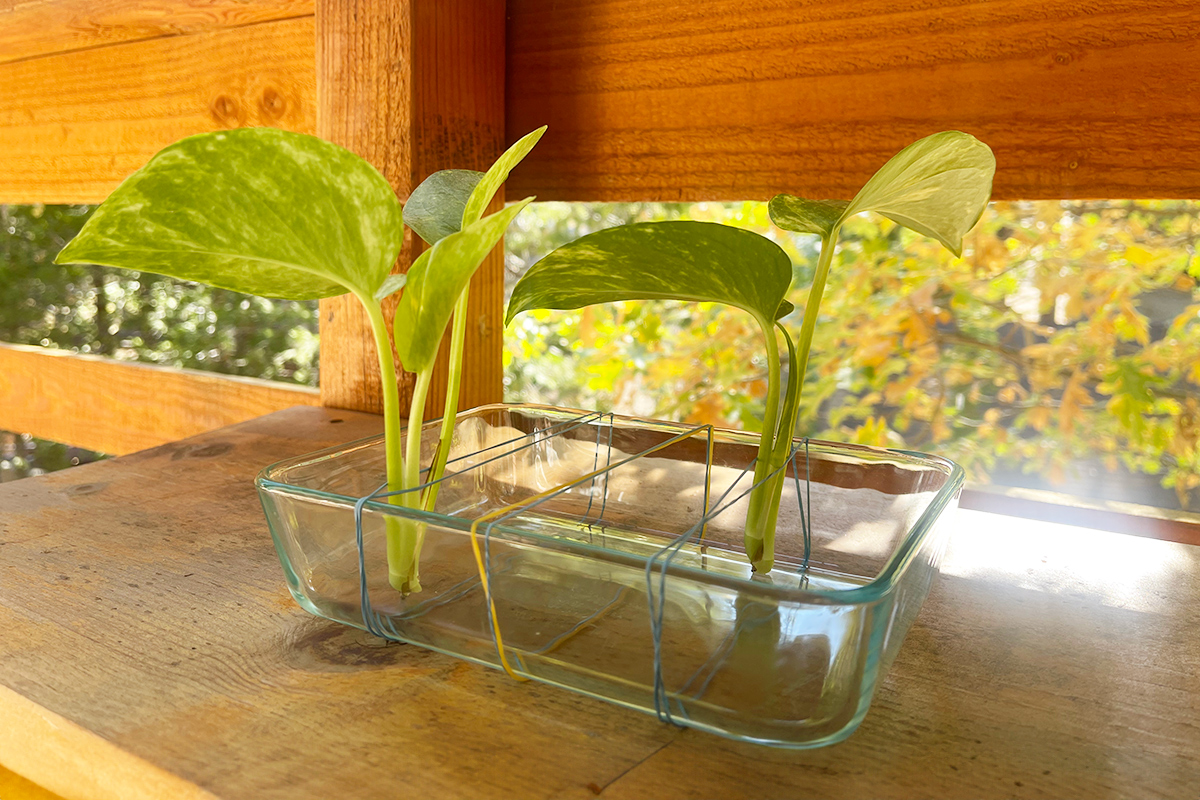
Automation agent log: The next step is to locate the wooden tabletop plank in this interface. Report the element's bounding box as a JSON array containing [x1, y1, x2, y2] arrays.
[[1, 406, 1197, 798]]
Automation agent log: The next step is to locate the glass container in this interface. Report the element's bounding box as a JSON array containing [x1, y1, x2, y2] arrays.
[[257, 404, 962, 748]]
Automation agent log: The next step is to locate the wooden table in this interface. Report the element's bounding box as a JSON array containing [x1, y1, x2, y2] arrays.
[[1, 407, 1198, 799]]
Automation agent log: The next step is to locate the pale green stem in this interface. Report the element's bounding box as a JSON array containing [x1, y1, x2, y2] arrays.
[[742, 227, 840, 573], [761, 324, 804, 544], [387, 367, 434, 594], [405, 368, 434, 494], [360, 296, 412, 593], [791, 226, 840, 412], [743, 318, 783, 571], [421, 287, 470, 512]]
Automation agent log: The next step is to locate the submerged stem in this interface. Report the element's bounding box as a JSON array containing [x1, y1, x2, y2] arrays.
[[743, 318, 783, 572], [743, 228, 839, 574], [361, 296, 412, 593], [388, 367, 434, 594], [759, 324, 804, 547], [421, 287, 470, 512]]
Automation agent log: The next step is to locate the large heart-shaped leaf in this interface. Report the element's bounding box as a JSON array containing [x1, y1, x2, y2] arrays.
[[404, 126, 547, 246], [844, 131, 994, 256], [55, 128, 403, 301], [770, 131, 994, 256], [505, 221, 793, 328], [395, 198, 533, 372]]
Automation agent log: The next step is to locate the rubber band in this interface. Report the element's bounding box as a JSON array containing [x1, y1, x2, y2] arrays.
[[351, 410, 818, 728], [644, 438, 814, 724], [467, 422, 719, 681]]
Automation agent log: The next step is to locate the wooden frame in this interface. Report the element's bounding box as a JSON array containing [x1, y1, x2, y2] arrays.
[[0, 343, 318, 455]]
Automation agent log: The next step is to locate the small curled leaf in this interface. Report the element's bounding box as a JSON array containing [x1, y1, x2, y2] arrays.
[[768, 197, 849, 237], [403, 126, 547, 246]]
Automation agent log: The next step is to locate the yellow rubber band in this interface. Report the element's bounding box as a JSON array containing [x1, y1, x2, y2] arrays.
[[467, 426, 711, 682]]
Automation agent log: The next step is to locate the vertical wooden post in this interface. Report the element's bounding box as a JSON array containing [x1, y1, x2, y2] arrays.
[[316, 0, 506, 415]]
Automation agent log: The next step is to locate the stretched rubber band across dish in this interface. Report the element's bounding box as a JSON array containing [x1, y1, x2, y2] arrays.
[[644, 437, 813, 724], [352, 411, 614, 636], [467, 423, 718, 682]]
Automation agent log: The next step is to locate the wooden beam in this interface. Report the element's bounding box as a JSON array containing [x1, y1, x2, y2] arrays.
[[0, 343, 319, 455], [0, 14, 315, 204], [5, 1, 1199, 206], [507, 0, 1200, 201], [316, 0, 506, 416], [0, 0, 313, 65]]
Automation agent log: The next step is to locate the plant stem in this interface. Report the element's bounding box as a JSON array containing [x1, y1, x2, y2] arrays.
[[743, 318, 783, 572], [791, 227, 840, 413], [388, 366, 434, 594], [360, 295, 412, 593], [760, 325, 804, 545], [742, 227, 839, 574], [421, 287, 470, 512]]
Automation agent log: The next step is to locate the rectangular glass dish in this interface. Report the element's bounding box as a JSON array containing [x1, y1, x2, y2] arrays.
[[257, 404, 962, 748]]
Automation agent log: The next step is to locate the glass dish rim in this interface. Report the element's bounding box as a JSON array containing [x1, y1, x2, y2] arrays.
[[256, 402, 964, 605]]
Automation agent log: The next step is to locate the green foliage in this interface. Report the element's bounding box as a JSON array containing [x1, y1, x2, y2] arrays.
[[404, 170, 484, 245], [2, 203, 317, 385], [57, 129, 404, 302], [766, 198, 848, 237], [507, 220, 794, 327], [505, 199, 1200, 510], [508, 133, 996, 573], [395, 200, 533, 373], [835, 131, 995, 256], [405, 126, 546, 244], [52, 126, 543, 594]]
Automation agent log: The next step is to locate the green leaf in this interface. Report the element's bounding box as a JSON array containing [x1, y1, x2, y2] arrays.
[[374, 273, 407, 302], [403, 171, 484, 246], [843, 131, 995, 257], [55, 128, 403, 301], [403, 126, 546, 246], [461, 126, 547, 227], [505, 221, 793, 329], [395, 198, 534, 372], [768, 197, 849, 236]]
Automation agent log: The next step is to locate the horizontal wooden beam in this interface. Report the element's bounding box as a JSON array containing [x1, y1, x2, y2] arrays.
[[4, 1, 1199, 204], [0, 343, 319, 455], [507, 0, 1200, 201], [0, 0, 313, 65], [0, 13, 314, 204]]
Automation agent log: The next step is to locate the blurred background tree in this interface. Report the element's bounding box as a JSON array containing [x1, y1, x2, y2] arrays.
[[4, 200, 1198, 510], [1, 203, 317, 480], [506, 200, 1200, 510]]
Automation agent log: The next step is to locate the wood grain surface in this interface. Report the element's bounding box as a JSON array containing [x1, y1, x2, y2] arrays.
[[507, 0, 1200, 201], [0, 0, 313, 65], [316, 0, 506, 417], [0, 406, 1197, 798], [9, 0, 1199, 207], [0, 343, 318, 455], [0, 14, 314, 204]]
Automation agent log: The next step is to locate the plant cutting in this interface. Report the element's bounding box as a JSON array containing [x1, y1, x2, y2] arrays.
[[506, 130, 995, 574], [57, 125, 996, 748], [55, 124, 547, 594]]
